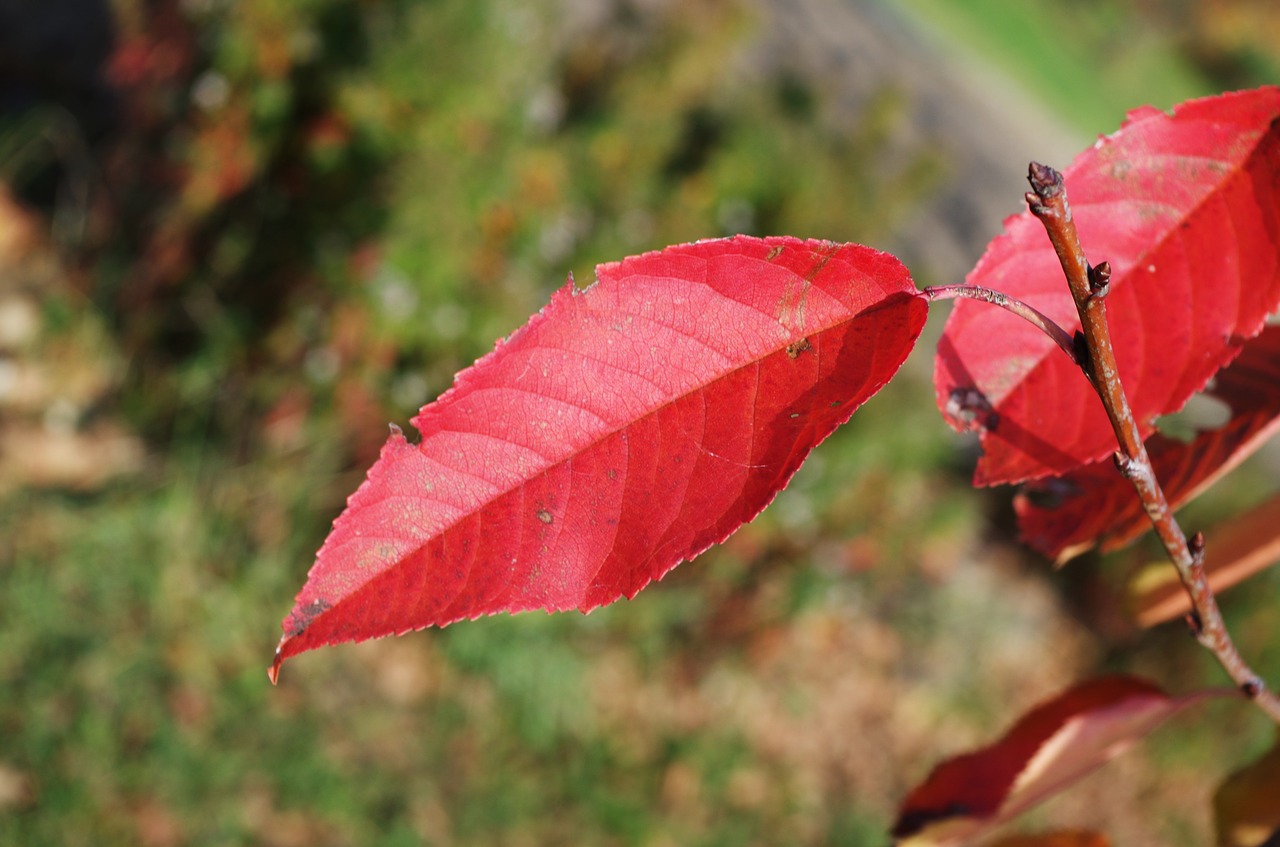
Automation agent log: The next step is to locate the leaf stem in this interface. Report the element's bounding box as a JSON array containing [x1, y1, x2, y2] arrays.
[[1024, 162, 1280, 724], [923, 284, 1079, 364]]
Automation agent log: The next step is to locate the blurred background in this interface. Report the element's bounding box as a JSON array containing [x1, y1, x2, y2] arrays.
[[1, 0, 1278, 844]]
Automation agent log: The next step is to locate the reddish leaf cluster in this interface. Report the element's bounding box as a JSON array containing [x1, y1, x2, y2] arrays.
[[272, 86, 1280, 844], [935, 87, 1280, 563]]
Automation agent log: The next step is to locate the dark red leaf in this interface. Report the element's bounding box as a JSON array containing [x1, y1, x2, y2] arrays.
[[271, 236, 925, 680], [892, 675, 1226, 846], [936, 86, 1280, 486], [1016, 324, 1280, 561]]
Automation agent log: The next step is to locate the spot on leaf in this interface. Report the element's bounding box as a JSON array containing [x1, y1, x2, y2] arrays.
[[786, 338, 812, 359]]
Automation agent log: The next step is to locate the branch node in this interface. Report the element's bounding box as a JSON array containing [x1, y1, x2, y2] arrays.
[[1185, 610, 1204, 637], [1242, 679, 1263, 699], [1111, 451, 1135, 478], [1188, 531, 1206, 566], [1087, 261, 1112, 301]]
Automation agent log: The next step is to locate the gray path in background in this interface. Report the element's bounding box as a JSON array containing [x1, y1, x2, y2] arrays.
[[750, 0, 1088, 284]]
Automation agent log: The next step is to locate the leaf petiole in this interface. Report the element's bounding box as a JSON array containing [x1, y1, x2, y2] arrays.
[[923, 284, 1081, 366]]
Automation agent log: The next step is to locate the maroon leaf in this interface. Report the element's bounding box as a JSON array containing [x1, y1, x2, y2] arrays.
[[1016, 324, 1280, 561], [271, 236, 926, 680], [892, 675, 1228, 846], [935, 86, 1280, 486]]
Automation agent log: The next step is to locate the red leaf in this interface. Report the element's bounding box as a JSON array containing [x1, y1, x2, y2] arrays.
[[271, 236, 925, 679], [936, 86, 1280, 486], [892, 675, 1227, 846], [1016, 324, 1280, 561]]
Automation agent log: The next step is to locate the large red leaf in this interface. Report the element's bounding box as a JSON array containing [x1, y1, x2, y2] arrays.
[[271, 236, 926, 679], [1016, 324, 1280, 561], [935, 86, 1280, 486], [892, 676, 1228, 847]]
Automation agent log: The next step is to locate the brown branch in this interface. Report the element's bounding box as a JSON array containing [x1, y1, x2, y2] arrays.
[[1024, 162, 1280, 724], [923, 284, 1080, 364]]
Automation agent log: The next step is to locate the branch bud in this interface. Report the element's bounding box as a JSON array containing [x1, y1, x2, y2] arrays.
[[1027, 162, 1064, 199], [1087, 261, 1112, 300], [1188, 531, 1206, 566], [1112, 451, 1127, 472]]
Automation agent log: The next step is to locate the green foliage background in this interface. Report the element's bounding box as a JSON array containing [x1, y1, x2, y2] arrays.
[[1, 1, 1277, 844]]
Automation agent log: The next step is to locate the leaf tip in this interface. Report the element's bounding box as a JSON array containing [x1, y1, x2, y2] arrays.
[[268, 645, 284, 686]]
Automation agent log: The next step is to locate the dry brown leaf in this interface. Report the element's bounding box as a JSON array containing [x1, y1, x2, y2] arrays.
[[0, 422, 144, 492]]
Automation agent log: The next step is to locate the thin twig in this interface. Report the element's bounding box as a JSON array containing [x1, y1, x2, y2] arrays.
[[923, 285, 1080, 364], [1024, 161, 1280, 723]]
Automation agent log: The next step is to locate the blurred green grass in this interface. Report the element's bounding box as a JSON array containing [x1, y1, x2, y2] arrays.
[[895, 0, 1215, 133], [2, 0, 1277, 844]]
